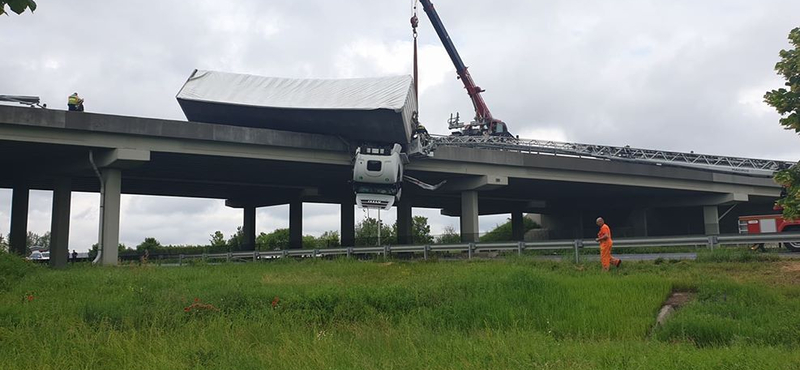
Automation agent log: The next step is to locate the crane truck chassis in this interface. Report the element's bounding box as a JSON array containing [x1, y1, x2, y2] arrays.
[[738, 214, 800, 252]]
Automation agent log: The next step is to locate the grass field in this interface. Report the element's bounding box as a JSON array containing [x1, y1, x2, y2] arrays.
[[1, 251, 800, 369]]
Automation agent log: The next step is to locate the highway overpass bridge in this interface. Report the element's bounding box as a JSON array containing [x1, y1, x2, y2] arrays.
[[0, 105, 781, 266]]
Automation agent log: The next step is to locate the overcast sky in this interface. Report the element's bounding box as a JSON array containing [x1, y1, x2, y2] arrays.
[[2, 0, 799, 251]]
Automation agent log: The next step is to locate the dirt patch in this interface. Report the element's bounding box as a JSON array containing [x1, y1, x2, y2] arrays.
[[779, 261, 800, 285], [781, 261, 800, 273]]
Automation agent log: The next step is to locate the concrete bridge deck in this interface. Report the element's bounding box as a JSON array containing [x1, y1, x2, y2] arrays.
[[0, 105, 781, 265]]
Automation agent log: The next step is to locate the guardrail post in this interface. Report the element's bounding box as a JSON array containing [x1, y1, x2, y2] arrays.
[[517, 241, 524, 256], [314, 249, 320, 258], [179, 254, 183, 266], [346, 247, 353, 259], [468, 243, 475, 259], [282, 250, 288, 259], [202, 253, 207, 262], [253, 251, 258, 262], [573, 240, 582, 264], [707, 235, 719, 250], [384, 245, 390, 259], [424, 245, 429, 260], [226, 252, 231, 262]]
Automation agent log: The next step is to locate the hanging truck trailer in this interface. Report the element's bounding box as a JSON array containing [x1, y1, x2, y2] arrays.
[[176, 70, 437, 210]]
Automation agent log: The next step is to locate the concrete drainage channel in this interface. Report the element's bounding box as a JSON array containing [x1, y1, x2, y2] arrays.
[[652, 290, 696, 333]]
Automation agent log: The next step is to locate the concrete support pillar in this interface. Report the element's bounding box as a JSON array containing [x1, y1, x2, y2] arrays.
[[460, 191, 479, 243], [9, 180, 30, 256], [703, 206, 720, 235], [242, 205, 256, 251], [100, 168, 122, 265], [49, 178, 72, 268], [397, 202, 413, 245], [630, 208, 649, 237], [511, 211, 524, 241], [290, 200, 303, 249], [341, 201, 355, 247]]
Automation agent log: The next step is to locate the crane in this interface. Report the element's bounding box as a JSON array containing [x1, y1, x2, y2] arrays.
[[413, 0, 512, 137]]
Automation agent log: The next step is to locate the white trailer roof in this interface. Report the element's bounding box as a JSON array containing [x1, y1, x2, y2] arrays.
[[177, 70, 417, 144], [178, 70, 414, 112]]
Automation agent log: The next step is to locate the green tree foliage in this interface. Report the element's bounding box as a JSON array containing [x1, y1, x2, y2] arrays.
[[0, 234, 7, 252], [227, 226, 244, 250], [411, 216, 434, 244], [318, 231, 341, 248], [88, 243, 130, 259], [25, 231, 49, 249], [434, 225, 461, 244], [0, 0, 36, 16], [765, 27, 800, 220], [136, 237, 162, 251], [256, 229, 289, 250], [765, 27, 800, 134], [209, 231, 226, 248], [355, 217, 396, 246], [302, 235, 319, 248], [775, 170, 800, 220], [479, 217, 540, 242], [255, 229, 338, 249]]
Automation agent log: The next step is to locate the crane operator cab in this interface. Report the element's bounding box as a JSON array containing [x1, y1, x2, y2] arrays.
[[352, 143, 405, 210]]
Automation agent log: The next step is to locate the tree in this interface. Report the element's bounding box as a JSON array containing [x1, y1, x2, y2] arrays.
[[37, 231, 50, 249], [479, 217, 540, 242], [0, 233, 7, 252], [303, 235, 319, 248], [765, 27, 800, 220], [318, 231, 341, 248], [435, 225, 461, 244], [0, 0, 36, 16], [227, 226, 244, 250], [136, 237, 162, 251], [256, 229, 289, 250], [88, 243, 130, 258], [209, 231, 226, 248], [411, 216, 434, 244], [355, 217, 396, 246]]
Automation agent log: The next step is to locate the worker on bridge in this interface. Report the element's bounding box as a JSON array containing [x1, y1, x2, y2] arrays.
[[596, 217, 621, 271], [67, 92, 84, 111]]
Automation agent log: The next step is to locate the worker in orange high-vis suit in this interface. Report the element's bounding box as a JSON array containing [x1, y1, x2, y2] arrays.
[[595, 217, 621, 271]]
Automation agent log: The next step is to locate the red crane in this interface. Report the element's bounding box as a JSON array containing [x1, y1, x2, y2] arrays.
[[412, 0, 511, 137]]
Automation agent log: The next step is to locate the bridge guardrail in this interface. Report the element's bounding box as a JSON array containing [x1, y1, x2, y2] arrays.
[[163, 232, 800, 265]]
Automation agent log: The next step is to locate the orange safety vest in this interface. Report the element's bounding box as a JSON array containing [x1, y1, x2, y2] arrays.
[[597, 224, 612, 247]]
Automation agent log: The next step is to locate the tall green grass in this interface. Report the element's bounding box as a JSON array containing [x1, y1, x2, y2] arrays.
[[1, 255, 799, 369]]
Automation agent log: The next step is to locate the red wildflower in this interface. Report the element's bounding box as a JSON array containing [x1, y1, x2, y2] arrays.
[[26, 295, 34, 302], [271, 296, 280, 308]]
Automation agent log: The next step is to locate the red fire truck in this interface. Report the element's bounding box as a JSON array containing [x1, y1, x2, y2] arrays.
[[738, 214, 800, 252]]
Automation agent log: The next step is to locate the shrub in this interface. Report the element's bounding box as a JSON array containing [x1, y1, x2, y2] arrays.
[[0, 252, 34, 291]]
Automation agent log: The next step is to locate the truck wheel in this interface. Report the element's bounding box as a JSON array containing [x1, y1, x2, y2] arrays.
[[784, 241, 800, 252], [784, 227, 800, 252]]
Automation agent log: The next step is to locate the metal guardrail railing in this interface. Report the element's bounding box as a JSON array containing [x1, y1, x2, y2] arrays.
[[430, 135, 794, 177], [168, 232, 800, 265]]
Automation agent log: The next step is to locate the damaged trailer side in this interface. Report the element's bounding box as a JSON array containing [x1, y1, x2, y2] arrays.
[[176, 70, 417, 145]]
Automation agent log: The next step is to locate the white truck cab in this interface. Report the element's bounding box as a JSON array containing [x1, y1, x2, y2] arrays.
[[352, 144, 404, 210]]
